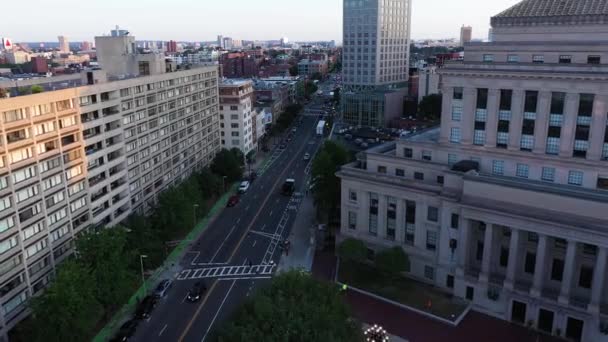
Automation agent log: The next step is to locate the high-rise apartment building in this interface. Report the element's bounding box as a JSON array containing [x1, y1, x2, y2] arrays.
[[338, 1, 608, 341], [166, 40, 177, 53], [460, 25, 472, 46], [219, 80, 255, 156], [58, 36, 69, 53], [341, 0, 411, 127], [0, 31, 221, 340]]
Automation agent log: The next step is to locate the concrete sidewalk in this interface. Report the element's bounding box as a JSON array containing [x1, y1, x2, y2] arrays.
[[277, 192, 316, 273]]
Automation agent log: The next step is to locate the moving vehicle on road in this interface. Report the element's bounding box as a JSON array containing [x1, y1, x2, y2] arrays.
[[303, 153, 311, 161], [282, 178, 295, 196], [316, 120, 325, 136], [110, 319, 139, 342], [135, 296, 157, 319], [186, 282, 207, 302], [227, 195, 240, 207], [238, 181, 250, 194], [153, 279, 173, 298]]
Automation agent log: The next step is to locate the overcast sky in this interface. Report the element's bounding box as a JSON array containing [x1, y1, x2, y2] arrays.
[[1, 0, 522, 42]]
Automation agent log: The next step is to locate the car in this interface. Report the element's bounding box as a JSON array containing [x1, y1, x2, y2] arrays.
[[153, 279, 173, 298], [282, 179, 296, 196], [110, 319, 139, 342], [238, 181, 250, 194], [292, 127, 297, 133], [186, 282, 207, 302], [227, 195, 240, 207], [249, 171, 258, 182], [279, 143, 287, 149], [303, 153, 311, 161], [135, 296, 157, 319]]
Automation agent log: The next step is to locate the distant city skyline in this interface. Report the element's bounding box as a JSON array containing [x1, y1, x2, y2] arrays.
[[1, 0, 522, 43]]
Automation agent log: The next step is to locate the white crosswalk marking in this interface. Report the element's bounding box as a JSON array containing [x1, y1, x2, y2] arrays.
[[176, 264, 276, 281]]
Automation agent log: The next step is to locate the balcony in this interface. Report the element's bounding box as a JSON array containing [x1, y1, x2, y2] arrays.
[[92, 202, 110, 218], [61, 135, 77, 147], [88, 173, 107, 187], [91, 187, 109, 202], [109, 165, 124, 177], [107, 150, 122, 162], [105, 121, 121, 132], [81, 111, 100, 123], [102, 107, 120, 117], [105, 136, 123, 148], [83, 127, 102, 140], [110, 179, 126, 191]]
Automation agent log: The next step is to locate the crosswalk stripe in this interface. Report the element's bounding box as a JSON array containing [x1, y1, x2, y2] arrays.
[[176, 264, 277, 281]]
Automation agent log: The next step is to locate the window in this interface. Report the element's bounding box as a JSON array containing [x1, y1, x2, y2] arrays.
[[520, 135, 534, 151], [348, 212, 357, 230], [395, 169, 405, 177], [541, 167, 556, 182], [451, 214, 459, 229], [448, 154, 458, 167], [568, 171, 583, 186], [450, 128, 461, 143], [492, 160, 504, 176], [532, 55, 544, 63], [0, 197, 11, 212], [22, 221, 44, 241], [578, 266, 593, 289], [474, 130, 486, 145], [0, 216, 15, 234], [427, 207, 438, 222], [70, 197, 86, 213], [48, 208, 68, 226], [13, 166, 36, 184], [26, 238, 48, 258], [424, 266, 435, 280], [437, 176, 444, 184], [446, 275, 455, 288], [514, 164, 529, 178], [483, 54, 494, 63], [507, 55, 520, 63], [559, 55, 572, 64], [368, 194, 379, 236], [403, 148, 413, 158], [500, 247, 509, 267], [588, 55, 601, 64], [546, 137, 560, 155], [2, 291, 28, 315], [414, 172, 424, 180], [10, 147, 33, 164], [377, 166, 387, 174], [386, 198, 397, 241], [453, 87, 463, 100], [16, 185, 39, 203], [452, 104, 462, 121], [525, 252, 536, 274], [422, 150, 432, 161], [551, 259, 564, 281], [349, 190, 357, 202], [426, 231, 437, 251], [0, 236, 18, 254], [528, 232, 539, 243]]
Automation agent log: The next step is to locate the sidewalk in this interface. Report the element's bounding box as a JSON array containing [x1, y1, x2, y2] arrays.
[[277, 193, 316, 273], [312, 250, 562, 342]]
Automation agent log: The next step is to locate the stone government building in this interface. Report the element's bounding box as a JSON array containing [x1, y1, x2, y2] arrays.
[[338, 1, 608, 341]]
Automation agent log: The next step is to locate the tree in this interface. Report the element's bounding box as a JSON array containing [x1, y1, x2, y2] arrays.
[[289, 64, 299, 76], [0, 88, 8, 98], [30, 85, 44, 94], [418, 94, 442, 121], [211, 149, 244, 182], [375, 247, 410, 276], [305, 82, 319, 98], [338, 238, 367, 263], [311, 72, 323, 81], [333, 87, 341, 104], [311, 141, 351, 223], [217, 271, 362, 341], [229, 148, 245, 166], [26, 261, 102, 342], [76, 228, 136, 314], [197, 168, 223, 197]]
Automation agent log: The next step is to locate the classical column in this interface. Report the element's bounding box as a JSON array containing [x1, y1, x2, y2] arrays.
[[589, 246, 607, 314], [461, 88, 477, 145], [479, 223, 494, 283], [559, 93, 579, 157], [533, 91, 552, 154], [531, 234, 548, 297], [587, 95, 608, 161], [484, 89, 500, 148], [508, 90, 525, 151], [359, 192, 370, 233], [377, 195, 387, 239], [439, 87, 454, 144], [395, 199, 406, 243], [456, 219, 471, 277], [558, 241, 577, 305], [504, 228, 521, 291]]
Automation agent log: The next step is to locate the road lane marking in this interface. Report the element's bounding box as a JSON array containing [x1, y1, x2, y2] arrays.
[[252, 240, 257, 247], [269, 210, 273, 216], [159, 324, 168, 336], [209, 224, 237, 263], [245, 205, 250, 211], [178, 281, 218, 342], [181, 293, 189, 303], [201, 280, 237, 342]]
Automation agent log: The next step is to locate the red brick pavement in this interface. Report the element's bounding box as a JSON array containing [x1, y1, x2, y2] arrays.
[[312, 250, 563, 342]]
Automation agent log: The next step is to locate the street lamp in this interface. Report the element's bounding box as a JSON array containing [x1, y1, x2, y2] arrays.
[[364, 324, 389, 342], [140, 255, 148, 295], [193, 204, 199, 228], [222, 176, 227, 192]]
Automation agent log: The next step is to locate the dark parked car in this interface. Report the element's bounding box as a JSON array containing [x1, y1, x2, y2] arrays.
[[110, 319, 139, 342], [279, 143, 287, 150], [249, 171, 258, 182], [153, 279, 173, 298], [227, 195, 240, 207], [135, 296, 157, 319], [186, 282, 207, 302]]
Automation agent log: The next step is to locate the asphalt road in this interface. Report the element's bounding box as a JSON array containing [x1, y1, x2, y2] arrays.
[[129, 102, 324, 342]]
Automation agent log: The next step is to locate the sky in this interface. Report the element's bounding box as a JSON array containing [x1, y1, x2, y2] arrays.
[[1, 0, 523, 43]]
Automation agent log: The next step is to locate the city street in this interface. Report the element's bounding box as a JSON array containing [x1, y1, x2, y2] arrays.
[[130, 98, 325, 342]]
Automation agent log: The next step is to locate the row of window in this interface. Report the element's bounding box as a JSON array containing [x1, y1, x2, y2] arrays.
[[482, 54, 601, 65]]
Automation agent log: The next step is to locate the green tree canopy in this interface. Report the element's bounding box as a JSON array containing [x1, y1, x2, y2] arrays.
[[289, 64, 299, 76], [30, 85, 44, 94], [26, 261, 102, 342], [338, 238, 367, 263], [218, 271, 362, 342], [211, 149, 244, 182], [311, 141, 351, 222], [418, 94, 442, 121], [375, 246, 410, 276]]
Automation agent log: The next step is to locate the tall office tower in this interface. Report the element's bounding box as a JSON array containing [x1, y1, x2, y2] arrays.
[[58, 36, 69, 53], [217, 35, 224, 48], [341, 0, 411, 127], [338, 1, 608, 341], [460, 25, 472, 46], [0, 30, 221, 340]]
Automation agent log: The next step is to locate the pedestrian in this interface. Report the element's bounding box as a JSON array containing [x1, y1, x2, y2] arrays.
[[248, 260, 253, 268]]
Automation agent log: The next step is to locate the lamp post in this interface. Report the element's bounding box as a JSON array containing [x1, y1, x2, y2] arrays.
[[222, 176, 227, 192], [193, 204, 199, 228], [140, 255, 148, 295], [364, 324, 389, 342]]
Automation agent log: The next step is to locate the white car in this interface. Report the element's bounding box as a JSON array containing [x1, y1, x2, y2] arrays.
[[303, 153, 311, 161], [238, 181, 250, 194]]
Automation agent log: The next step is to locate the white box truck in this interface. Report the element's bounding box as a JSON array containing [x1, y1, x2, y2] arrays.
[[316, 120, 325, 136]]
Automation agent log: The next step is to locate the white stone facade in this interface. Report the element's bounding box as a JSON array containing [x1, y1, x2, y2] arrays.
[[219, 80, 255, 157]]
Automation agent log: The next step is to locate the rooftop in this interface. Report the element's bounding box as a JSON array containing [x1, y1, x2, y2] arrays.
[[220, 79, 253, 86], [492, 0, 608, 26]]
